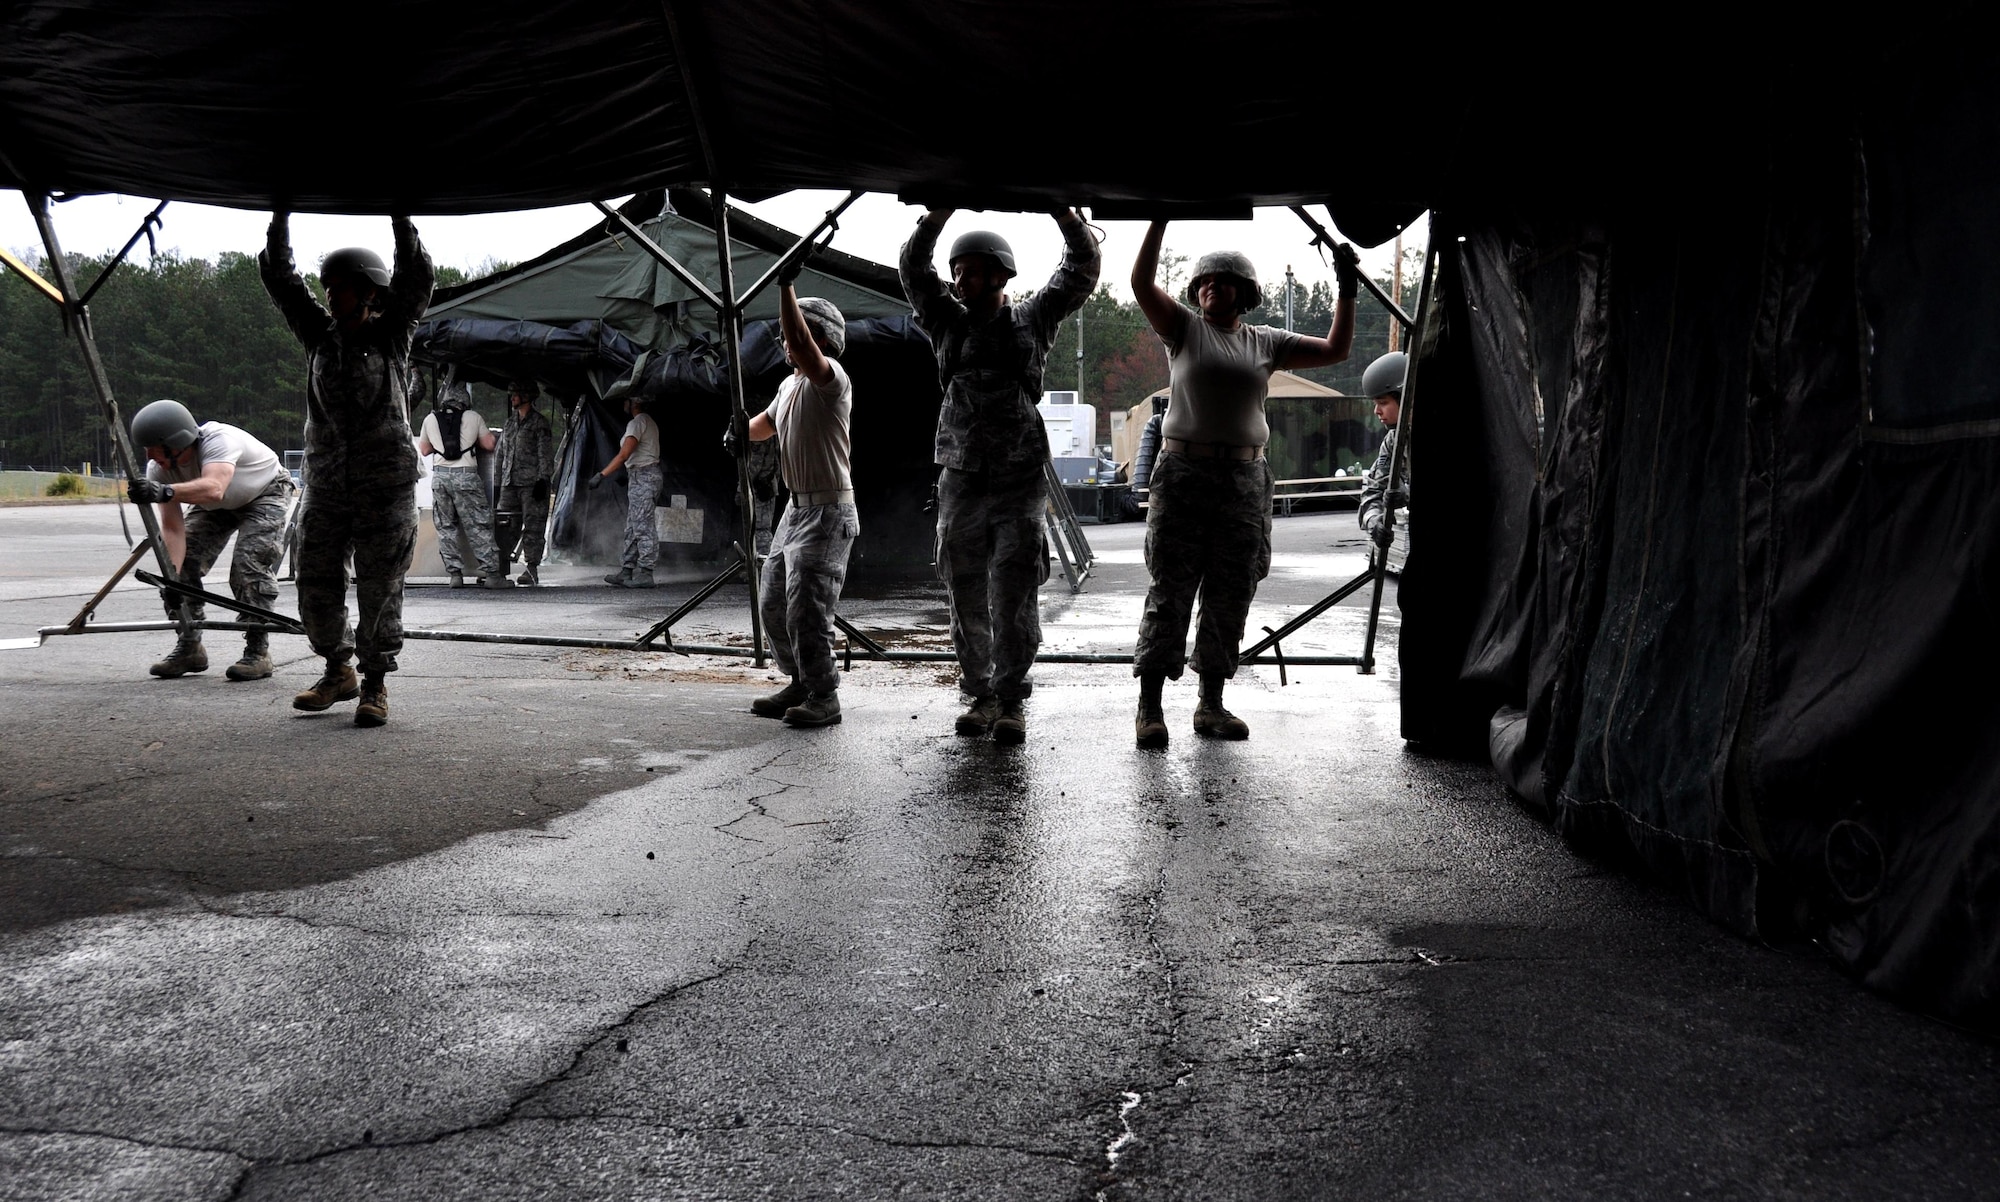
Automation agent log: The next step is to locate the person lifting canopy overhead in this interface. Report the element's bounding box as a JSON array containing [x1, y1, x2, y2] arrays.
[[127, 399, 294, 683], [899, 208, 1101, 746], [735, 253, 858, 730], [259, 213, 435, 728], [495, 380, 555, 586], [1128, 221, 1359, 748]]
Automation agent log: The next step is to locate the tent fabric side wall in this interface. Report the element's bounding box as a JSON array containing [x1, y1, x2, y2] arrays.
[[1441, 95, 2000, 1028]]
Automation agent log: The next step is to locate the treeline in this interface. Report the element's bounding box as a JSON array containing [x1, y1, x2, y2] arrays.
[[0, 251, 472, 471], [2, 243, 1418, 471]]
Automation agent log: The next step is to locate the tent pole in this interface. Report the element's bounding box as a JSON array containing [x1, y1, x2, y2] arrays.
[[736, 189, 864, 309], [1289, 205, 1415, 331], [24, 192, 188, 630], [711, 189, 768, 668], [591, 201, 725, 310], [1360, 213, 1438, 674]]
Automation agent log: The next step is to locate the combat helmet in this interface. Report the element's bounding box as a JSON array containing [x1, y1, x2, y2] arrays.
[[1185, 251, 1263, 311], [130, 399, 200, 451], [797, 297, 847, 357], [1361, 351, 1409, 400], [319, 246, 391, 288], [948, 230, 1017, 278]]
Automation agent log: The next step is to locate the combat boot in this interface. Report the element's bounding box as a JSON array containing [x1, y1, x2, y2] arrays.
[[516, 563, 539, 586], [1135, 705, 1169, 749], [482, 572, 515, 590], [354, 672, 389, 728], [225, 633, 273, 682], [751, 679, 810, 718], [783, 691, 841, 728], [150, 632, 209, 678], [955, 696, 1001, 736], [293, 661, 359, 711], [1193, 676, 1249, 740], [992, 699, 1027, 746], [1192, 700, 1250, 740], [1135, 672, 1168, 749], [604, 568, 632, 587], [627, 568, 656, 589], [448, 569, 465, 588]]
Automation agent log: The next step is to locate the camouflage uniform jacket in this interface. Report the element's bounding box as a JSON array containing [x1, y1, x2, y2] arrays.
[[900, 215, 1100, 482], [259, 217, 434, 494], [1358, 427, 1409, 533], [498, 407, 555, 487]]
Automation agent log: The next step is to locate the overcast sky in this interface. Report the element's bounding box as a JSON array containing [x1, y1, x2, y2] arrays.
[[1, 188, 1425, 308]]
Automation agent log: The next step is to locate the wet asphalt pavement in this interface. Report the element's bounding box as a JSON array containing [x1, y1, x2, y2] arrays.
[[2, 503, 1996, 1200]]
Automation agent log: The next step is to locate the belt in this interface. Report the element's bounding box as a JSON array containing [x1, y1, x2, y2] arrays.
[[791, 488, 854, 506], [1162, 437, 1264, 461]]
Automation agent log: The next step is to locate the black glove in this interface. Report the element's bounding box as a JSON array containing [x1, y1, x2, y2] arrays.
[[724, 412, 750, 458], [588, 473, 606, 491], [777, 249, 807, 288], [128, 478, 174, 505], [1334, 242, 1361, 300], [532, 479, 549, 502], [1372, 520, 1395, 550]]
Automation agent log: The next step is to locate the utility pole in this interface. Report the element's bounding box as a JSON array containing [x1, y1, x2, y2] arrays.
[[1076, 309, 1084, 397], [1387, 233, 1404, 352], [1284, 265, 1296, 332]]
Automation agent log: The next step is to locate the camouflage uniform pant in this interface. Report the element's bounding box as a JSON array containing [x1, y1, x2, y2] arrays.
[[621, 463, 663, 570], [431, 466, 500, 577], [759, 501, 859, 695], [164, 481, 293, 647], [1134, 453, 1273, 681], [936, 468, 1048, 701], [296, 486, 418, 675], [496, 484, 549, 566]]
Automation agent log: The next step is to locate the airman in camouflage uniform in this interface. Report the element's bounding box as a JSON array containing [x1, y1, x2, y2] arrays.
[[900, 208, 1100, 745], [420, 379, 507, 588], [259, 213, 433, 727], [125, 400, 294, 683], [496, 380, 555, 584]]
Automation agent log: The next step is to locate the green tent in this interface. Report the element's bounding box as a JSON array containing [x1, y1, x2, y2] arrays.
[[427, 189, 912, 349]]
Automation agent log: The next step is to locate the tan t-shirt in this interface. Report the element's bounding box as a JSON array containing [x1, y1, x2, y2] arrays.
[[763, 360, 852, 495], [622, 413, 662, 469], [420, 408, 488, 468], [1160, 303, 1304, 447]]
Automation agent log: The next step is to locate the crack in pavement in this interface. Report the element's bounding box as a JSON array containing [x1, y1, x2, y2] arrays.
[[221, 959, 749, 1197]]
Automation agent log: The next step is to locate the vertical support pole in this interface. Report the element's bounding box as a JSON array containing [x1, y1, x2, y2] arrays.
[[25, 194, 186, 624], [710, 190, 767, 668], [1360, 214, 1438, 674]]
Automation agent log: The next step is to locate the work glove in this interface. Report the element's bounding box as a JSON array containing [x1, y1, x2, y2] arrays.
[[588, 473, 606, 491], [724, 412, 750, 458], [531, 479, 549, 502], [1334, 242, 1361, 300], [128, 478, 174, 505], [1371, 520, 1395, 550], [776, 249, 807, 288]]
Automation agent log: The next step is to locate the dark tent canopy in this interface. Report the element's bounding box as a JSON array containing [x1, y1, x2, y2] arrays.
[[5, 2, 1994, 1029]]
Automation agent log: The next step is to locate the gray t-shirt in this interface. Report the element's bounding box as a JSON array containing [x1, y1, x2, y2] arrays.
[[764, 361, 853, 495], [622, 413, 662, 469], [145, 421, 284, 511], [1160, 303, 1305, 448], [420, 408, 487, 468]]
